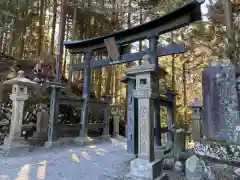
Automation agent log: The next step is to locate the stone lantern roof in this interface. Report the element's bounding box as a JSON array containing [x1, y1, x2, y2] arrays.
[[188, 98, 202, 108], [3, 70, 38, 88], [124, 55, 167, 77]]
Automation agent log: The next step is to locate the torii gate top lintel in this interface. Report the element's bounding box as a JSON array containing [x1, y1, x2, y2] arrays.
[[64, 0, 203, 54]]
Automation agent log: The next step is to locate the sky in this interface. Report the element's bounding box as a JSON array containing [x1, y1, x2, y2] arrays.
[[201, 0, 210, 20]]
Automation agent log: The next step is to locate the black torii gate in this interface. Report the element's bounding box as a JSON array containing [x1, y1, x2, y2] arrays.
[[63, 0, 203, 151]]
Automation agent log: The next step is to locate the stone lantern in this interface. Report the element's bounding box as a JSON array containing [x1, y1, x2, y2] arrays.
[[188, 98, 202, 141], [124, 56, 167, 180], [2, 70, 38, 155]]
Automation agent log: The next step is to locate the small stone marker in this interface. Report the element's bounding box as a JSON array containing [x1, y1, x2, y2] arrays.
[[36, 110, 49, 134], [188, 98, 202, 141], [111, 105, 120, 138], [174, 161, 184, 172], [29, 108, 49, 145], [185, 155, 204, 180]]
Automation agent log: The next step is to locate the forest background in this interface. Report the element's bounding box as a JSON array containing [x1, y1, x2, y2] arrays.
[[0, 0, 238, 127]]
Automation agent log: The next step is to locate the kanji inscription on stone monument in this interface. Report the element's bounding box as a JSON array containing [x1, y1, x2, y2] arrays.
[[139, 105, 149, 156]]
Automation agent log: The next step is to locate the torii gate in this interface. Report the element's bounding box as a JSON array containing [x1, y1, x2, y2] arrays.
[[64, 0, 203, 153]]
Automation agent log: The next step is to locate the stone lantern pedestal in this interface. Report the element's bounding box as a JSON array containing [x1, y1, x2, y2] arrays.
[[2, 71, 38, 155], [124, 56, 167, 180]]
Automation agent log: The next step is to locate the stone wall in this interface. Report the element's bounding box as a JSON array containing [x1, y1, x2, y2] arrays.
[[195, 141, 240, 163]]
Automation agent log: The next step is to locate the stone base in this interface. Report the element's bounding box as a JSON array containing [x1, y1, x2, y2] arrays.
[[101, 134, 112, 141], [112, 134, 120, 138], [28, 132, 48, 146], [2, 136, 30, 156], [124, 173, 168, 180], [33, 132, 48, 138], [124, 158, 168, 180], [73, 137, 94, 147], [44, 140, 61, 149], [155, 146, 165, 160], [123, 153, 137, 163], [195, 140, 240, 163]]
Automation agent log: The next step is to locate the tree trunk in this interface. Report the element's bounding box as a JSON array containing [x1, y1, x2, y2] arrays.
[[68, 7, 77, 90], [63, 15, 70, 76], [19, 21, 27, 59], [0, 27, 4, 52], [104, 0, 116, 96], [7, 18, 16, 55], [222, 0, 236, 65], [36, 0, 45, 57], [182, 62, 187, 121], [50, 0, 57, 56], [138, 0, 143, 65], [55, 0, 66, 83], [171, 32, 177, 122]]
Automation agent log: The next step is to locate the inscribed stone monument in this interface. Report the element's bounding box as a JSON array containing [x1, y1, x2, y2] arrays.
[[202, 61, 239, 143]]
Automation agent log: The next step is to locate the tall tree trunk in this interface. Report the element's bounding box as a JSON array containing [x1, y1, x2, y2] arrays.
[[1, 32, 7, 53], [18, 0, 29, 59], [63, 15, 70, 76], [50, 0, 57, 56], [68, 7, 77, 90], [95, 0, 105, 98], [7, 18, 16, 55], [104, 0, 116, 96], [138, 0, 143, 65], [222, 0, 236, 65], [127, 0, 132, 28], [171, 32, 177, 122], [182, 62, 187, 121], [36, 0, 45, 57], [0, 27, 4, 52], [19, 21, 27, 59], [96, 18, 103, 98], [55, 0, 66, 83]]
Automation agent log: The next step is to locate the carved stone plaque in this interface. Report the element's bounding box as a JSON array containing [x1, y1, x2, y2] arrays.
[[202, 62, 239, 143], [139, 105, 149, 156]]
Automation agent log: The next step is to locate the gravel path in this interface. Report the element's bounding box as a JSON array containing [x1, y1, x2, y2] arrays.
[[0, 138, 131, 180], [1, 137, 238, 180]]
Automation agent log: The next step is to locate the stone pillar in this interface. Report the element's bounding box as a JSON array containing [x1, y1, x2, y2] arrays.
[[44, 84, 64, 149], [122, 75, 138, 155], [2, 71, 38, 155], [111, 105, 120, 138], [124, 57, 167, 180], [102, 95, 112, 139], [188, 98, 202, 141]]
